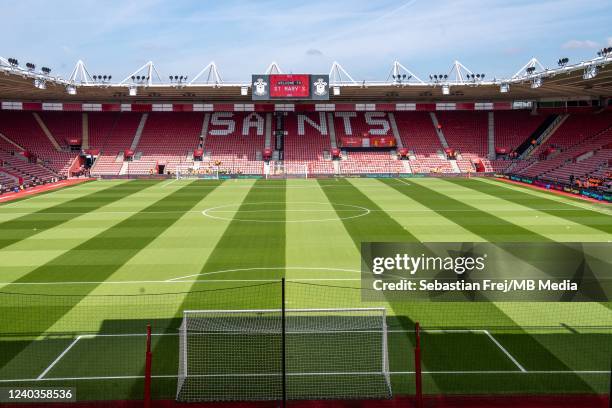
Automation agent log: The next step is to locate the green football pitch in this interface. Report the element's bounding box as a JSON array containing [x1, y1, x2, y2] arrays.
[[0, 177, 610, 402]]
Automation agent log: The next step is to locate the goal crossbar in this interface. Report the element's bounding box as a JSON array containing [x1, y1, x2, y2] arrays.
[[183, 307, 386, 314]]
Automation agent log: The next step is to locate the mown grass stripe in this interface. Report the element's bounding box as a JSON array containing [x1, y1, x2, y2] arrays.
[[454, 178, 612, 235], [0, 180, 95, 208], [0, 180, 221, 349], [317, 178, 531, 393], [173, 180, 286, 310], [12, 181, 222, 285], [139, 180, 288, 397], [0, 180, 156, 251], [380, 177, 604, 387], [385, 178, 545, 242], [202, 179, 285, 274], [318, 178, 417, 243]]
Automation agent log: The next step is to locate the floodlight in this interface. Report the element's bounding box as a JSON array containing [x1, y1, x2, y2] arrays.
[[583, 64, 598, 80], [34, 78, 46, 89]]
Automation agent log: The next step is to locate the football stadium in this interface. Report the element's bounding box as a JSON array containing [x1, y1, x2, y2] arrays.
[[0, 3, 611, 408]]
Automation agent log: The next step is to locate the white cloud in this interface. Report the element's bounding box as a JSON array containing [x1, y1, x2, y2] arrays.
[[608, 37, 612, 46], [562, 39, 599, 49], [306, 49, 324, 56]]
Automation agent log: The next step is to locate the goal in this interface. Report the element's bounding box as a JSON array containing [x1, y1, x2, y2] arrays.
[[175, 164, 219, 180], [267, 162, 308, 179], [176, 308, 391, 402]]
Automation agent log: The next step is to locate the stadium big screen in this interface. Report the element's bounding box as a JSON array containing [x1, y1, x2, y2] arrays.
[[251, 74, 329, 100], [270, 74, 309, 98]]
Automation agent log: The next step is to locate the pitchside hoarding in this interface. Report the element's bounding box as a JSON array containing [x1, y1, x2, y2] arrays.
[[251, 74, 330, 100], [361, 242, 611, 302]]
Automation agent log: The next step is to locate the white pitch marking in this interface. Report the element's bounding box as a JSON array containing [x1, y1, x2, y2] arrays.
[[37, 336, 82, 380], [395, 178, 412, 187], [202, 201, 370, 223], [480, 178, 612, 216], [2, 370, 608, 383], [484, 330, 527, 372], [0, 278, 361, 286], [166, 266, 361, 282], [161, 178, 180, 188], [0, 207, 602, 216]]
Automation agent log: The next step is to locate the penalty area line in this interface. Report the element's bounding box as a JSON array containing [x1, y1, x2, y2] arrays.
[[37, 336, 82, 380], [484, 329, 527, 372]]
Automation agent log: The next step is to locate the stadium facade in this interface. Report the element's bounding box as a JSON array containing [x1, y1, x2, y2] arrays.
[[0, 54, 610, 201]]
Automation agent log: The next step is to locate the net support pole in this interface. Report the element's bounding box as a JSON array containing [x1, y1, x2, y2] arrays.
[[144, 324, 152, 408], [608, 357, 611, 408], [414, 322, 423, 408], [281, 278, 287, 408]]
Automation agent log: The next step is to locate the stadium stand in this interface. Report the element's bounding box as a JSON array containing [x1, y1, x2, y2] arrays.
[[0, 109, 609, 185], [89, 112, 142, 176], [38, 112, 80, 149], [0, 111, 75, 175], [517, 112, 612, 182], [284, 112, 335, 174], [394, 112, 454, 173], [523, 127, 612, 184], [338, 150, 404, 174], [436, 111, 490, 172], [494, 111, 546, 153], [330, 112, 403, 174], [131, 112, 203, 174], [204, 112, 264, 174]]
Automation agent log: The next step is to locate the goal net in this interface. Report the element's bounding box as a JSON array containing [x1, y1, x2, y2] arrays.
[[176, 308, 391, 402], [268, 162, 308, 179], [175, 165, 219, 180]]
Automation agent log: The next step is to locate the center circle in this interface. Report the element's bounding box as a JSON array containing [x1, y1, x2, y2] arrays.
[[202, 201, 370, 223]]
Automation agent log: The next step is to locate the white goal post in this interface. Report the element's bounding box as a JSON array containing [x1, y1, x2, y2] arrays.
[[267, 162, 308, 179], [176, 308, 391, 402]]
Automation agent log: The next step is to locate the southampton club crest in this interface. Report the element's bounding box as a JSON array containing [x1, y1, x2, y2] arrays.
[[313, 77, 328, 96], [253, 78, 268, 96]]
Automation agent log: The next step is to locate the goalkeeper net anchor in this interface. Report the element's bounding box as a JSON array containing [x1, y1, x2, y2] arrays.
[[144, 324, 152, 408]]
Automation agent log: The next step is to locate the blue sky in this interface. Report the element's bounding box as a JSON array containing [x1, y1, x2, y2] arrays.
[[1, 0, 611, 82]]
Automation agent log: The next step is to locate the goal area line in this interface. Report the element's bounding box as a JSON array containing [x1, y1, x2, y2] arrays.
[[11, 327, 607, 386], [1, 370, 608, 383]]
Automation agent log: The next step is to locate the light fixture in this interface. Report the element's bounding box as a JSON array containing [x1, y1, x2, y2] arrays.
[[583, 64, 598, 80], [34, 78, 46, 89], [169, 75, 188, 84]]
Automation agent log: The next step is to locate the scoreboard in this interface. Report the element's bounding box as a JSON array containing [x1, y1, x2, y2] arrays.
[[252, 74, 329, 100]]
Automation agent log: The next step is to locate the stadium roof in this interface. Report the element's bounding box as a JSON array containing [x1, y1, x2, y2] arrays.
[[1, 56, 611, 103]]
